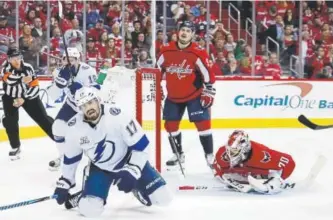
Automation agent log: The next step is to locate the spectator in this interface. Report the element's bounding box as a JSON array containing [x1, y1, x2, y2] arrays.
[[88, 19, 107, 41], [86, 37, 102, 69], [95, 32, 109, 55], [234, 39, 247, 60], [222, 58, 241, 75], [224, 34, 236, 52], [138, 50, 151, 67], [214, 50, 227, 73], [169, 32, 177, 42], [136, 32, 150, 53], [104, 38, 120, 60], [109, 23, 122, 49], [264, 52, 282, 77], [31, 17, 45, 42], [86, 7, 102, 29], [178, 4, 193, 23], [283, 9, 297, 27], [309, 46, 326, 78], [124, 39, 133, 65], [155, 30, 164, 54], [316, 65, 333, 78], [260, 15, 284, 52], [171, 2, 186, 21], [131, 20, 142, 48], [303, 7, 313, 24], [19, 24, 40, 68], [106, 2, 121, 26]]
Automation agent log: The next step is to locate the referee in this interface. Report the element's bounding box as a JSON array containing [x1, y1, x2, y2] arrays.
[[1, 48, 54, 160]]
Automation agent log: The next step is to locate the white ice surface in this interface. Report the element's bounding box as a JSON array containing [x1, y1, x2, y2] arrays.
[[0, 128, 332, 220]]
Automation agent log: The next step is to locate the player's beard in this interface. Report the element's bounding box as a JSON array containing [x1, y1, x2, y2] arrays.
[[85, 108, 100, 122]]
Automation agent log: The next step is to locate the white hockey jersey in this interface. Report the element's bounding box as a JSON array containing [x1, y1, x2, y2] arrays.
[[60, 104, 150, 184], [48, 62, 98, 111]]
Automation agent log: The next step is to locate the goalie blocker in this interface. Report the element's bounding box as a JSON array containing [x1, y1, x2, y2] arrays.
[[213, 130, 296, 194]]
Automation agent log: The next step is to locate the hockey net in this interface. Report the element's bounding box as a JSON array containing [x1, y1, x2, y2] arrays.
[[100, 66, 162, 171]]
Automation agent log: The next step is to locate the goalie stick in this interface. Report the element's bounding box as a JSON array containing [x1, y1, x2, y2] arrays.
[[298, 114, 333, 130], [178, 155, 327, 192]]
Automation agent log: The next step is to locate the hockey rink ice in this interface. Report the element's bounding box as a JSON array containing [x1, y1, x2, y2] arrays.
[[0, 128, 332, 220]]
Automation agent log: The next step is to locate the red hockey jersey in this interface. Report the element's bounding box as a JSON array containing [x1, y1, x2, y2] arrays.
[[156, 41, 215, 103], [213, 141, 295, 180]]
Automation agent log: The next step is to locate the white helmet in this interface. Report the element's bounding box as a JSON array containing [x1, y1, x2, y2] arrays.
[[63, 47, 80, 59], [75, 86, 99, 107], [226, 130, 251, 167]]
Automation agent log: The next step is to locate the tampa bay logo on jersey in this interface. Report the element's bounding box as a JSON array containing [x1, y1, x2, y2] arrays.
[[166, 60, 193, 79], [93, 136, 116, 164]]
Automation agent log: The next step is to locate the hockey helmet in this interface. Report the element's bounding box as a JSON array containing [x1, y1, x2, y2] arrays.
[[7, 47, 22, 58], [178, 21, 195, 32], [75, 86, 99, 107]]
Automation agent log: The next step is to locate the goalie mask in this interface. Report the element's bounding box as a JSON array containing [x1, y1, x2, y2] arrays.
[[75, 87, 101, 122], [226, 130, 251, 167]]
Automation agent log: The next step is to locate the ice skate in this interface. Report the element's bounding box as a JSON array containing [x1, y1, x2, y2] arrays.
[[205, 153, 214, 170], [9, 147, 21, 161], [166, 153, 185, 171], [65, 191, 82, 209], [49, 157, 61, 171]]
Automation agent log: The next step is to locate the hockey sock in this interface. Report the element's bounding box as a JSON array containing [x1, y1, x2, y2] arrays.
[[169, 132, 183, 154], [199, 134, 213, 155]]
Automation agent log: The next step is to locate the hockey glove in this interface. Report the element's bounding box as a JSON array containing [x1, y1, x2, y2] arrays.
[[117, 164, 141, 193], [55, 65, 75, 89], [54, 177, 75, 205], [200, 83, 216, 109]]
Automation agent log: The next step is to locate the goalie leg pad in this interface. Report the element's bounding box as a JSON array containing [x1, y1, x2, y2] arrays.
[[134, 162, 172, 206], [78, 195, 104, 218]]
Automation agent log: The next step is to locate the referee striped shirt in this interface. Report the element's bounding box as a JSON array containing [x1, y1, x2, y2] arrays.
[[1, 61, 39, 99]]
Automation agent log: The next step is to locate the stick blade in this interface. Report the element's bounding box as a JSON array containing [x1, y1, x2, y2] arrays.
[[298, 114, 318, 130]]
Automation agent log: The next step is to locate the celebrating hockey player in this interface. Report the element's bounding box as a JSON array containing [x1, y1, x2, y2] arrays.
[[47, 47, 99, 170], [53, 87, 172, 217], [213, 130, 296, 194], [156, 21, 216, 169]]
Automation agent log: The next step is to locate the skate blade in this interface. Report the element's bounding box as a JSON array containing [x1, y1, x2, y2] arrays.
[[48, 166, 60, 171], [9, 155, 20, 161], [166, 165, 186, 172]]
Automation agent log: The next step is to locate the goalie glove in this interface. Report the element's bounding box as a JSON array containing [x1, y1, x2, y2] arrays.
[[200, 83, 216, 109], [248, 172, 284, 195]]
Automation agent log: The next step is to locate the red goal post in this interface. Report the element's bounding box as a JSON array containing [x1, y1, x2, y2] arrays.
[[136, 68, 162, 172]]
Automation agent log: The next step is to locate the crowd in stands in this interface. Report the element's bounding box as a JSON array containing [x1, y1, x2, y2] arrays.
[[0, 0, 333, 79]]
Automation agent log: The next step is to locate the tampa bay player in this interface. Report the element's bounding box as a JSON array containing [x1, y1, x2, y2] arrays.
[[213, 130, 296, 194], [53, 87, 172, 217], [47, 47, 99, 170], [156, 21, 216, 170]]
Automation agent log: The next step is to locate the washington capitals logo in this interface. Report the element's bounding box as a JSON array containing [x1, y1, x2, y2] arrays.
[[260, 151, 271, 163], [93, 136, 115, 164], [166, 60, 193, 79]]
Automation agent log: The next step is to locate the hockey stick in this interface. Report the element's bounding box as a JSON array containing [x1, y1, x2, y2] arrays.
[[0, 195, 57, 211], [178, 155, 327, 192], [160, 103, 186, 177], [298, 114, 333, 130], [58, 1, 71, 65]]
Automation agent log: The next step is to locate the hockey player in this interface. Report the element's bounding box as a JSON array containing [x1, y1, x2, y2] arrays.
[[156, 21, 216, 169], [213, 130, 296, 194], [47, 47, 99, 170], [53, 87, 172, 217]]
